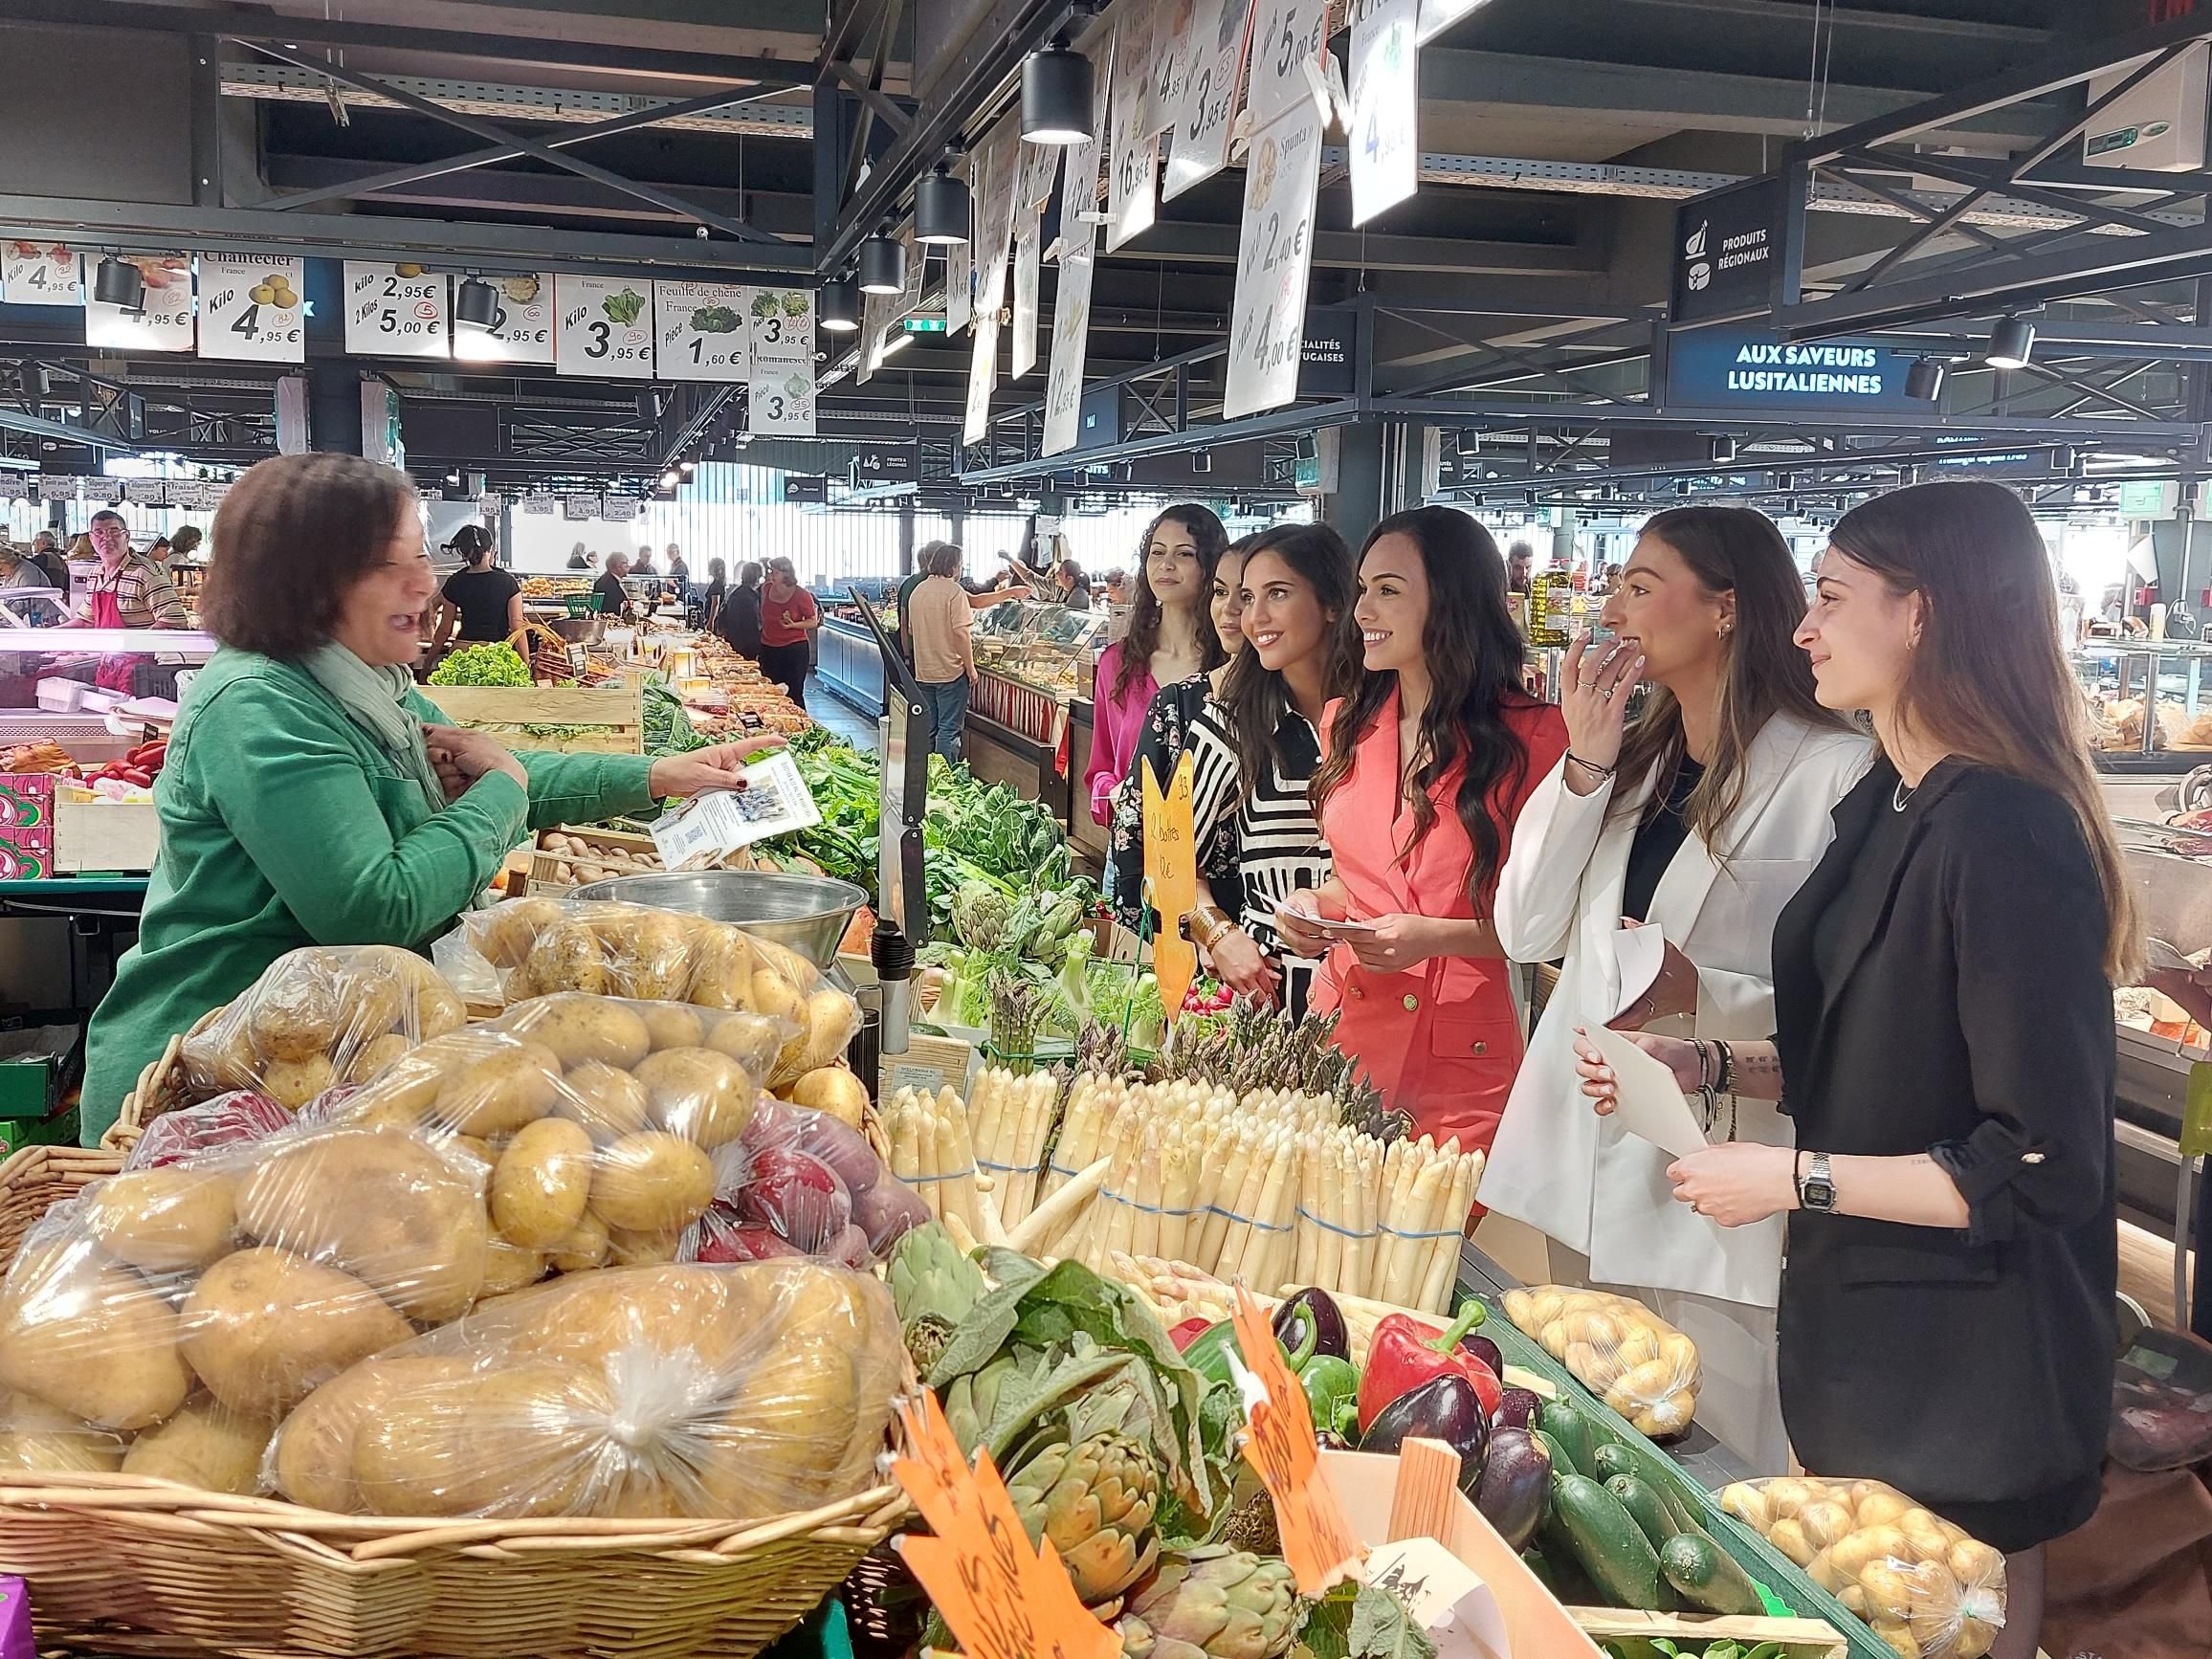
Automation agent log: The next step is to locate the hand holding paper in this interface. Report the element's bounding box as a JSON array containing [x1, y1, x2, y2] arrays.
[[1579, 1025, 1712, 1160]]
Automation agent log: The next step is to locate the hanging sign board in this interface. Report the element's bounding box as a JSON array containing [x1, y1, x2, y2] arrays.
[[1056, 36, 1116, 254], [965, 313, 1003, 446], [748, 286, 816, 435], [1670, 174, 1794, 328], [1144, 0, 1196, 142], [344, 261, 449, 357], [36, 477, 77, 502], [86, 254, 194, 352], [1011, 214, 1044, 379], [1347, 0, 1420, 226], [1223, 100, 1325, 420], [600, 497, 641, 522], [2, 242, 81, 306], [1417, 0, 1495, 43], [555, 274, 655, 377], [563, 495, 601, 521], [476, 275, 555, 364], [1245, 0, 1331, 134], [946, 161, 975, 336], [197, 254, 305, 364], [1664, 327, 1926, 413], [655, 279, 753, 382], [521, 497, 556, 515], [1042, 232, 1100, 456], [1106, 6, 1161, 251], [1164, 0, 1251, 201]]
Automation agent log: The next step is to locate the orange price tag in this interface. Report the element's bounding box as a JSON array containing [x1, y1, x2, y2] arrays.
[[1229, 1286, 1366, 1595], [890, 1390, 1122, 1659]]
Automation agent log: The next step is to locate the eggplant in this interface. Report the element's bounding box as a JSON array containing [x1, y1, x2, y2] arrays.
[[1474, 1427, 1551, 1551], [1272, 1288, 1351, 1363], [1494, 1386, 1544, 1431], [1459, 1331, 1505, 1380], [1358, 1373, 1491, 1495]]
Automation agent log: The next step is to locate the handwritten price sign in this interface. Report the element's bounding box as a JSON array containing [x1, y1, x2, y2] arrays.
[[1230, 1286, 1364, 1595], [892, 1391, 1121, 1659]]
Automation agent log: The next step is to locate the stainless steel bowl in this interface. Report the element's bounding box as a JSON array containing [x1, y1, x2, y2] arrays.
[[568, 870, 867, 967]]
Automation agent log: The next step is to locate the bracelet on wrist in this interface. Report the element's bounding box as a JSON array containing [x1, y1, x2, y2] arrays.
[[1564, 751, 1616, 780], [1714, 1038, 1736, 1096]]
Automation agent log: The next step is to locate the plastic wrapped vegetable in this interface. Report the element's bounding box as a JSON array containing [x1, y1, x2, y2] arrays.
[[177, 944, 468, 1110], [1499, 1284, 1700, 1439], [123, 1091, 293, 1170], [267, 1260, 903, 1520], [685, 1096, 925, 1267], [1717, 1476, 2006, 1659]]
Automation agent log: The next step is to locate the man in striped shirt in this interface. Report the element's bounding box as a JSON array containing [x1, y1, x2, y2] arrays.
[[65, 510, 188, 630]]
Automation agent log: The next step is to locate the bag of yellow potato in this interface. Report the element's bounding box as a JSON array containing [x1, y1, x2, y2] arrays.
[[178, 943, 468, 1111], [1498, 1284, 1700, 1439], [1716, 1476, 2006, 1659], [435, 900, 861, 1085], [265, 1259, 903, 1520]]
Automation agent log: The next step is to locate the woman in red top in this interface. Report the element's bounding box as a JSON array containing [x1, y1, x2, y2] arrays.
[[1281, 507, 1566, 1149], [758, 556, 821, 709]]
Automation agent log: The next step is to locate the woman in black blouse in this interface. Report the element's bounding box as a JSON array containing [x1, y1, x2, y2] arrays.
[[1579, 480, 2131, 1655]]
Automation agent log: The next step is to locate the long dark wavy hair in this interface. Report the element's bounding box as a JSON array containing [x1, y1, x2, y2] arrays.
[[1113, 504, 1230, 701], [1610, 506, 1847, 845], [1221, 521, 1360, 804], [1311, 507, 1539, 900]]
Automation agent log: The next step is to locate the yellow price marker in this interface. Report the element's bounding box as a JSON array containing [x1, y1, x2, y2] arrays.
[[1144, 750, 1199, 1027]]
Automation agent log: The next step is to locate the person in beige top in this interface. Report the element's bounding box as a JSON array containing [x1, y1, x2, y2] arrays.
[[907, 540, 979, 761]]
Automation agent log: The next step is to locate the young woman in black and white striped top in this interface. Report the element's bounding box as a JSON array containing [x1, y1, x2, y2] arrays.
[[1184, 522, 1360, 1016]]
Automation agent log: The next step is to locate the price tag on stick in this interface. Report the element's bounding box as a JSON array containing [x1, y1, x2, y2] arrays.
[[891, 1391, 1122, 1659], [1229, 1287, 1366, 1595], [1144, 750, 1198, 1026]]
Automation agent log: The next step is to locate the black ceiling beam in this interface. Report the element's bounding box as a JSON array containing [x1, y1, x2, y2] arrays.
[[0, 0, 807, 87], [1117, 223, 1598, 276], [260, 156, 809, 236]]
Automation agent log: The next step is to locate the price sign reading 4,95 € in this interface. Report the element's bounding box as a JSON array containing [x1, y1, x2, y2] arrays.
[[343, 261, 449, 357], [1, 241, 81, 306], [199, 254, 305, 364], [556, 274, 655, 378], [1223, 100, 1324, 420]]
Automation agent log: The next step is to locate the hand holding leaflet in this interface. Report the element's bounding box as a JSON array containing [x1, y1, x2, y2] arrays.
[[1583, 1024, 1711, 1160]]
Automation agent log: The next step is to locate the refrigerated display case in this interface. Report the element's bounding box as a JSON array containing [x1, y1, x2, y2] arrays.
[[2078, 639, 2212, 770]]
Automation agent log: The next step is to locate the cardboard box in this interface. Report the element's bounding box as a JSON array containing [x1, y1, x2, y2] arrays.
[[0, 1103, 79, 1157], [0, 774, 55, 830], [0, 1025, 80, 1119], [54, 797, 160, 873], [0, 833, 53, 881]]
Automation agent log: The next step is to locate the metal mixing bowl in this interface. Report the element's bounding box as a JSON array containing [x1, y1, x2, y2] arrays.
[[568, 870, 867, 967]]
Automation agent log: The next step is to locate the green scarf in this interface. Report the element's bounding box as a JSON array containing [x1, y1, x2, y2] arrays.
[[299, 643, 449, 816]]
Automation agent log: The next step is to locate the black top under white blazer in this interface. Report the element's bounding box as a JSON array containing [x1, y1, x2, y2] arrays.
[[1771, 756, 2117, 1552]]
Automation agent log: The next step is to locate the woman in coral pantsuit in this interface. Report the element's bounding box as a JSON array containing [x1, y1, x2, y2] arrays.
[[1280, 508, 1564, 1151]]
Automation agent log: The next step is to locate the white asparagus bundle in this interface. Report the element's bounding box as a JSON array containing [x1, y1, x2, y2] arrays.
[[939, 1087, 982, 1247], [1416, 1149, 1483, 1313], [1006, 1154, 1110, 1254]]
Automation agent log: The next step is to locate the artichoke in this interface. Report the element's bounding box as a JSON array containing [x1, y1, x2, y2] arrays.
[[951, 881, 1011, 951], [886, 1221, 984, 1373], [1006, 1429, 1162, 1607], [1117, 1548, 1299, 1659]]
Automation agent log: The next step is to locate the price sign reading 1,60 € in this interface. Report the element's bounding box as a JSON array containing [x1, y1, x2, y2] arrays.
[[199, 254, 306, 364], [655, 279, 752, 383], [555, 274, 655, 378], [1223, 100, 1324, 420], [343, 261, 450, 358]]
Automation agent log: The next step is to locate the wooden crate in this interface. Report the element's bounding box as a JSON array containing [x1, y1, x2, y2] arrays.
[[419, 684, 644, 754], [1572, 1610, 1848, 1658], [53, 797, 160, 872], [527, 825, 663, 895]]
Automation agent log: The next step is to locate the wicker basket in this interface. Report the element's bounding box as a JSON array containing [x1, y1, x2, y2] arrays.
[[0, 1142, 122, 1272], [106, 1006, 224, 1156]]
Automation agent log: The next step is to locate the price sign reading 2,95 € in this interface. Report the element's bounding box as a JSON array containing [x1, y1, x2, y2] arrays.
[[555, 274, 656, 379], [343, 260, 449, 357], [1223, 99, 1324, 420]]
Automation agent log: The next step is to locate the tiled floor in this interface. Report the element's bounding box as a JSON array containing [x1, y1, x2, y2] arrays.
[[804, 676, 880, 753]]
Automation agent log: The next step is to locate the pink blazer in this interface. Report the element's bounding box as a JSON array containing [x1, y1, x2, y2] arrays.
[[1313, 692, 1567, 1150], [1084, 642, 1158, 826]]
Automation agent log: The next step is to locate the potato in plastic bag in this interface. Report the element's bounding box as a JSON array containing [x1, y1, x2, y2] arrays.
[[1499, 1284, 1701, 1439], [178, 944, 467, 1111], [435, 900, 861, 1084], [0, 1222, 196, 1431], [1717, 1475, 2006, 1659], [266, 1260, 903, 1520], [0, 1388, 127, 1473]]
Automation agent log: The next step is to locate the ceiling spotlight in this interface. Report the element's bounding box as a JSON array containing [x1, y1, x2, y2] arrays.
[[454, 276, 501, 331], [858, 234, 906, 296], [93, 255, 144, 313], [820, 277, 861, 333], [1905, 357, 1946, 401], [1709, 435, 1736, 463], [658, 470, 680, 491], [1773, 471, 1794, 491], [1021, 41, 1093, 144], [1985, 317, 2036, 370], [916, 164, 972, 246], [1192, 451, 1212, 475], [1779, 495, 1799, 515]]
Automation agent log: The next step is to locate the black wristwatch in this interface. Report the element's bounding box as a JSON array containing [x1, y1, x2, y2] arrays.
[[1795, 1149, 1837, 1213]]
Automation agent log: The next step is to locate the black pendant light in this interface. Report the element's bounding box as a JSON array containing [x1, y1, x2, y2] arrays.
[[1984, 317, 2035, 370], [915, 165, 972, 246], [1709, 434, 1736, 463], [858, 234, 906, 296], [454, 276, 501, 330], [1905, 357, 1946, 401], [820, 277, 861, 333], [1021, 42, 1093, 144], [93, 255, 144, 313]]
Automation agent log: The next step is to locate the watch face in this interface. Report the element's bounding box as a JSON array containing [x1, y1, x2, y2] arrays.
[[1804, 1180, 1837, 1210]]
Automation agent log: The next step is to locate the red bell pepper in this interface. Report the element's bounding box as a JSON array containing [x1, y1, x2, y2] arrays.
[[1168, 1316, 1214, 1352], [1357, 1299, 1502, 1432]]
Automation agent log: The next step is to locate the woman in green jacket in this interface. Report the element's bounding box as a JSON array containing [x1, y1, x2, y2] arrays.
[[82, 453, 771, 1143]]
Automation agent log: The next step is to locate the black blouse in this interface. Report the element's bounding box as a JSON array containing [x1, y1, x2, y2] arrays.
[[1621, 756, 1704, 923]]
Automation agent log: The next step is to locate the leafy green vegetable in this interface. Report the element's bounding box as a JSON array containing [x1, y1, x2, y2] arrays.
[[428, 642, 531, 686], [602, 288, 646, 326], [686, 305, 741, 334], [1295, 1584, 1438, 1659]]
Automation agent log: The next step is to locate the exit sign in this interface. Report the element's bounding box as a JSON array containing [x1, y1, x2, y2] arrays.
[[904, 316, 947, 333]]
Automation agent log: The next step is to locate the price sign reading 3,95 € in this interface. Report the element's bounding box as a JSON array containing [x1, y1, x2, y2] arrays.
[[199, 254, 306, 364], [343, 261, 449, 357], [555, 274, 655, 378], [1223, 99, 1324, 420]]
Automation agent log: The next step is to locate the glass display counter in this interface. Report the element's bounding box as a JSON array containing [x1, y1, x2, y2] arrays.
[[0, 626, 216, 757], [2078, 638, 2212, 770]]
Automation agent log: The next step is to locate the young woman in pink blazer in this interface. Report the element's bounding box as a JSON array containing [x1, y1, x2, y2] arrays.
[[1280, 507, 1566, 1149]]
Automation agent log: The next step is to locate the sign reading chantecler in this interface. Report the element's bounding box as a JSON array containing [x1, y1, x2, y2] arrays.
[[1670, 175, 1793, 328]]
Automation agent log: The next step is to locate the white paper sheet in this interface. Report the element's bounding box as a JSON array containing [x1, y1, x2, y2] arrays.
[[1585, 1024, 1710, 1161], [1606, 921, 1667, 1023]]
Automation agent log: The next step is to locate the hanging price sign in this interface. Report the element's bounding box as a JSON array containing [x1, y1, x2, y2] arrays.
[[477, 275, 555, 364], [199, 254, 305, 363], [655, 279, 752, 382], [1, 242, 81, 306], [555, 275, 655, 377], [1348, 0, 1420, 226], [747, 286, 816, 435], [1223, 100, 1324, 419], [343, 261, 449, 356], [1165, 0, 1252, 200], [1105, 4, 1161, 253], [1245, 0, 1330, 133], [87, 254, 194, 352], [1041, 232, 1098, 457], [1056, 35, 1116, 254], [1229, 1287, 1366, 1595]]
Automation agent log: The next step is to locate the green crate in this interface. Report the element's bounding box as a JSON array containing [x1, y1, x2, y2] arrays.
[[0, 1103, 79, 1156], [1475, 1295, 1893, 1659], [0, 1024, 80, 1119]]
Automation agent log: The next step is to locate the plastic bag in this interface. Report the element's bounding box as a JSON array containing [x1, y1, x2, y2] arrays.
[[1718, 1476, 2006, 1659], [265, 1260, 903, 1520], [178, 944, 467, 1109], [124, 1090, 293, 1170], [436, 899, 860, 1085], [1498, 1284, 1700, 1439], [686, 1096, 926, 1268]]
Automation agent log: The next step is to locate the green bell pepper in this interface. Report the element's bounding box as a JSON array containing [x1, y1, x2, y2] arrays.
[[1298, 1354, 1360, 1442], [1181, 1319, 1245, 1391]]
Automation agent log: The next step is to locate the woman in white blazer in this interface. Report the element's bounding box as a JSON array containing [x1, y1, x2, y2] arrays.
[[1484, 506, 1870, 1471]]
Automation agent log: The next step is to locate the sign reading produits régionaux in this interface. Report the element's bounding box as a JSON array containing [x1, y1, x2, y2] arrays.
[[1670, 175, 1795, 327]]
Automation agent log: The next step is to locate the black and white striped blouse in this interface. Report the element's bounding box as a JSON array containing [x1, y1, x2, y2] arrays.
[[1184, 697, 1330, 1015]]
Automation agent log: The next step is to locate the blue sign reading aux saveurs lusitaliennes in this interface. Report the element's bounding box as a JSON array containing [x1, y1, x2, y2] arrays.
[[1665, 329, 1927, 414]]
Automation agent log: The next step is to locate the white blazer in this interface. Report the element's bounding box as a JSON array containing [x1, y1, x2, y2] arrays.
[[1481, 714, 1873, 1309]]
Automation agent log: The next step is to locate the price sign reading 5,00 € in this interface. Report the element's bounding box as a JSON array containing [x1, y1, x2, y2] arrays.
[[343, 261, 449, 357]]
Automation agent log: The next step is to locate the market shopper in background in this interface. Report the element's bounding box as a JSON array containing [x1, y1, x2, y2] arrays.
[[1084, 505, 1229, 836], [1482, 505, 1868, 1471], [666, 543, 689, 592], [1183, 522, 1359, 1015], [566, 541, 590, 570], [700, 559, 728, 634], [28, 531, 69, 592], [591, 551, 634, 623], [1578, 481, 2127, 1649], [65, 510, 187, 632], [759, 556, 820, 709], [718, 559, 764, 658], [1279, 507, 1566, 1151], [79, 452, 777, 1145], [907, 540, 980, 761], [1051, 557, 1093, 610], [431, 524, 523, 650], [1507, 541, 1537, 596]]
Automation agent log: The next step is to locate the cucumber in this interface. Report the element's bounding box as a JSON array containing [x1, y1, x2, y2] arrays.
[[1590, 1442, 1638, 1485], [1591, 1443, 1699, 1534], [1550, 1471, 1664, 1610], [1659, 1531, 1764, 1617], [1538, 1398, 1599, 1480], [1604, 1472, 1680, 1552], [1532, 1427, 1575, 1477]]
